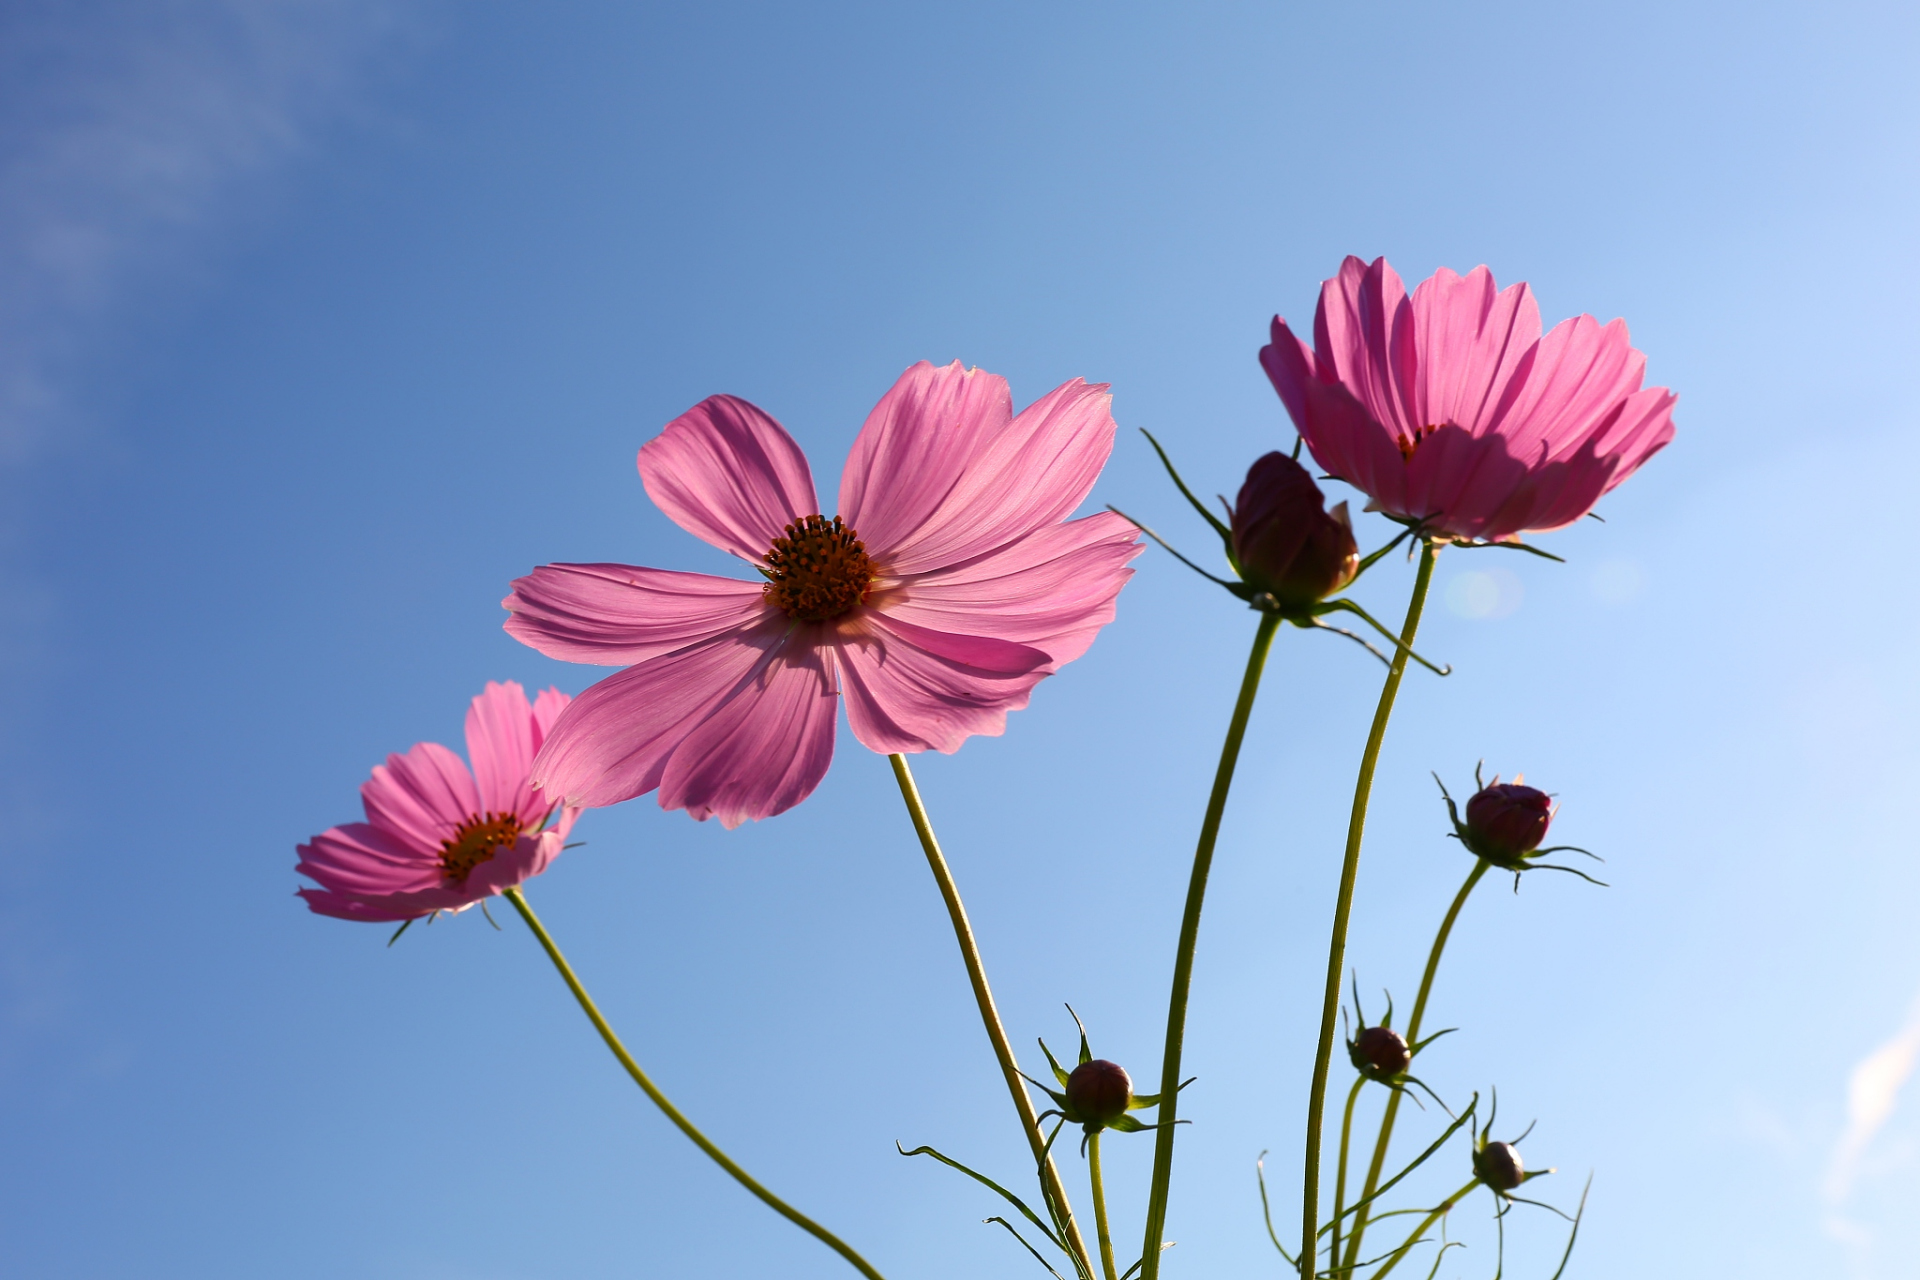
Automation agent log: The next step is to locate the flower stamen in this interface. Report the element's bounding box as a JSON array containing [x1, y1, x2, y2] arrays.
[[1396, 424, 1440, 461], [439, 812, 523, 885], [761, 515, 874, 621]]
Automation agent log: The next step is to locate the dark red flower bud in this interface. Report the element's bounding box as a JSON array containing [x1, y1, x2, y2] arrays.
[[1474, 1140, 1525, 1191], [1463, 784, 1552, 861], [1065, 1059, 1133, 1128], [1352, 1025, 1411, 1078], [1230, 453, 1359, 609]]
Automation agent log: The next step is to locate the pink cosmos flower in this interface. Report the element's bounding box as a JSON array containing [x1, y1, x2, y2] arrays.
[[297, 681, 579, 923], [503, 360, 1141, 828], [1260, 256, 1676, 543]]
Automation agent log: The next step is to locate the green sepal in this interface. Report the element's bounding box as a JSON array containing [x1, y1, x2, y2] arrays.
[[1037, 1037, 1073, 1089]]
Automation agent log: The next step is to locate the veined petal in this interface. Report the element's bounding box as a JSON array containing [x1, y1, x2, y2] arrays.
[[876, 376, 1120, 574], [297, 822, 441, 898], [638, 394, 819, 561], [1408, 266, 1541, 436], [528, 616, 793, 810], [464, 680, 548, 824], [837, 361, 1014, 560], [359, 742, 479, 854], [504, 563, 770, 665], [1314, 255, 1420, 444], [1485, 315, 1646, 463], [835, 613, 1049, 755], [876, 512, 1140, 667], [657, 640, 838, 828]]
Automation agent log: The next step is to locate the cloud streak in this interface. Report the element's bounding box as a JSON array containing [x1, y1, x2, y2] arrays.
[[0, 0, 413, 461], [1823, 987, 1920, 1256]]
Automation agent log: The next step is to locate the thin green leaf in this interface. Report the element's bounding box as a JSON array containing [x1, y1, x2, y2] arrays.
[[1139, 429, 1232, 543], [896, 1143, 1065, 1250], [985, 1216, 1068, 1280]]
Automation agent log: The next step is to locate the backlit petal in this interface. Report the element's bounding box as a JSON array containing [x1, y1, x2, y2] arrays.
[[638, 394, 819, 561]]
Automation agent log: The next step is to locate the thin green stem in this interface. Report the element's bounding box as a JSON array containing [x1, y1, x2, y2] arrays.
[[1300, 540, 1438, 1278], [1088, 1131, 1120, 1280], [1329, 1075, 1364, 1276], [889, 755, 1095, 1279], [499, 887, 885, 1280], [1366, 1179, 1477, 1280], [1341, 858, 1487, 1272], [1139, 612, 1284, 1280]]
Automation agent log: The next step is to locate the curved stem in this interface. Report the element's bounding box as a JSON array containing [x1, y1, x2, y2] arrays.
[[1299, 540, 1437, 1277], [499, 887, 886, 1280], [1367, 1179, 1477, 1280], [889, 754, 1095, 1279], [1329, 1075, 1364, 1276], [1342, 858, 1487, 1271], [1088, 1131, 1120, 1280], [1139, 612, 1283, 1279]]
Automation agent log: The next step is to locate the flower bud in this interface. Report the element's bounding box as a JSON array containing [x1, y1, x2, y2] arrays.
[[1474, 1140, 1525, 1191], [1065, 1059, 1133, 1128], [1351, 1025, 1411, 1078], [1230, 453, 1359, 609], [1463, 783, 1552, 861]]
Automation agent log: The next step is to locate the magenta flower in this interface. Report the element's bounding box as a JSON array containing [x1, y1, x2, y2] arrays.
[[504, 360, 1141, 828], [297, 681, 579, 923], [1261, 256, 1676, 543]]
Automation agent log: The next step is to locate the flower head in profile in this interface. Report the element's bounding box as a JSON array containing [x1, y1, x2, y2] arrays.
[[504, 360, 1141, 828], [1261, 256, 1676, 544], [297, 681, 578, 923]]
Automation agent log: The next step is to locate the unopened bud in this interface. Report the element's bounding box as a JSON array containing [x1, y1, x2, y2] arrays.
[[1352, 1025, 1411, 1078], [1464, 784, 1551, 861], [1065, 1059, 1133, 1128], [1230, 453, 1359, 609], [1474, 1140, 1525, 1191]]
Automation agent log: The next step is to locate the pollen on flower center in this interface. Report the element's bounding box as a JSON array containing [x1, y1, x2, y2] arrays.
[[439, 812, 523, 885], [1396, 424, 1441, 461], [761, 514, 874, 621]]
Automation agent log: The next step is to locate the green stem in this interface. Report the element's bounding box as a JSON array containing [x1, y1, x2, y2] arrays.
[[1342, 858, 1487, 1272], [1300, 540, 1437, 1278], [1088, 1131, 1120, 1280], [1139, 612, 1284, 1280], [1366, 1179, 1477, 1280], [889, 755, 1095, 1279], [499, 887, 885, 1280], [1329, 1075, 1364, 1276]]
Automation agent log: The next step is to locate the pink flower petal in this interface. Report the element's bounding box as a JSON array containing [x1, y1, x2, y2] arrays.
[[1408, 266, 1541, 436], [835, 612, 1050, 755], [504, 562, 769, 665], [877, 512, 1140, 667], [528, 615, 797, 810], [1262, 318, 1410, 515], [464, 680, 543, 824], [638, 394, 819, 561], [840, 363, 1120, 574], [359, 742, 479, 854], [657, 640, 838, 828], [1314, 255, 1420, 444], [297, 822, 441, 898], [1485, 315, 1646, 465], [836, 361, 1014, 560]]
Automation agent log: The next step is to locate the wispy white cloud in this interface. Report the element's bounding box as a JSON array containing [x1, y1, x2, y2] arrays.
[[0, 0, 415, 462], [1823, 988, 1920, 1261]]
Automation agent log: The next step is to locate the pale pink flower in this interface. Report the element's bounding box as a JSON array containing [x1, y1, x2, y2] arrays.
[[297, 681, 579, 923], [504, 360, 1140, 828], [1261, 256, 1676, 542]]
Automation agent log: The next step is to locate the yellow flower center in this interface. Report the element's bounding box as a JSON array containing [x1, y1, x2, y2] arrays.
[[761, 515, 874, 621], [439, 812, 523, 885]]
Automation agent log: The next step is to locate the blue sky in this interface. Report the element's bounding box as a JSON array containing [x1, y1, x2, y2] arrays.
[[2, 2, 1916, 1277]]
